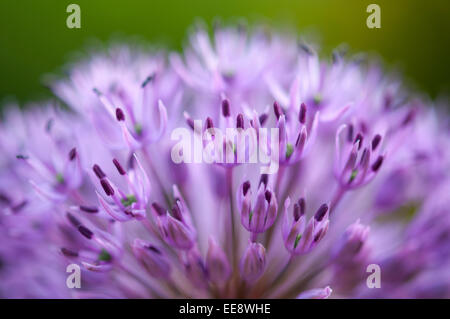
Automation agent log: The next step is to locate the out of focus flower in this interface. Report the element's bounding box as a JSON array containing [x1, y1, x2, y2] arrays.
[[0, 25, 449, 299]]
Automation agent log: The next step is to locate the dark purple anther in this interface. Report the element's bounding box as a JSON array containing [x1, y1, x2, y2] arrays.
[[372, 156, 384, 172], [78, 225, 93, 239], [264, 190, 272, 203], [92, 164, 106, 179], [0, 193, 11, 204], [222, 99, 230, 117], [372, 134, 382, 151], [236, 113, 244, 129], [206, 117, 214, 130], [299, 103, 307, 124], [298, 198, 306, 216], [273, 101, 283, 120], [171, 203, 183, 221], [242, 181, 251, 196], [141, 74, 155, 88], [115, 108, 125, 122], [79, 205, 99, 213], [186, 117, 195, 130], [11, 200, 28, 213], [314, 228, 324, 242], [68, 148, 77, 161], [314, 204, 329, 222], [402, 109, 416, 126], [299, 42, 313, 55], [259, 174, 268, 187], [295, 130, 307, 148], [152, 202, 166, 216], [66, 212, 81, 227], [259, 113, 268, 126], [147, 245, 162, 254], [113, 158, 126, 175], [354, 133, 364, 150], [61, 248, 79, 257], [293, 203, 301, 221], [100, 179, 114, 196]]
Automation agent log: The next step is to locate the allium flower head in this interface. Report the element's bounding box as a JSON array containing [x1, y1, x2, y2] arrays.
[[1, 25, 449, 299]]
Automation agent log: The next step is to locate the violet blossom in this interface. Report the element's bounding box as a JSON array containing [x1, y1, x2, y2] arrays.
[[0, 25, 449, 299]]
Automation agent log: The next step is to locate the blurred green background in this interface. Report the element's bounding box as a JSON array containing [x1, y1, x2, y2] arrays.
[[0, 0, 449, 107]]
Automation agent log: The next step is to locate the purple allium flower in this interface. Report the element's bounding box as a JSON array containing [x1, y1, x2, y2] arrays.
[[1, 25, 449, 299]]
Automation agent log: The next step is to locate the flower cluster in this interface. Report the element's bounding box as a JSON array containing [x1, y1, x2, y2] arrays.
[[0, 26, 449, 299]]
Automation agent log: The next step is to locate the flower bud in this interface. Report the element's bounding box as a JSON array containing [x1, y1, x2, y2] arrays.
[[184, 249, 208, 289], [132, 239, 171, 279], [206, 237, 231, 285], [240, 242, 266, 283]]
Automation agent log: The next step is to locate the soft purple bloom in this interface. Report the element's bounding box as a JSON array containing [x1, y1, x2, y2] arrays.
[[282, 197, 329, 255], [0, 25, 449, 299], [237, 178, 278, 237], [239, 241, 266, 283], [206, 237, 231, 285]]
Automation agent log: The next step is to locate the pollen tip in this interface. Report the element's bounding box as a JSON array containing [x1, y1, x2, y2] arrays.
[[273, 101, 283, 120], [259, 113, 268, 126], [100, 179, 114, 196], [372, 156, 384, 172], [68, 148, 77, 161], [259, 174, 269, 188], [92, 164, 106, 179], [372, 134, 382, 151], [222, 99, 230, 117], [78, 225, 94, 239], [206, 117, 214, 130], [152, 202, 166, 216], [236, 113, 244, 129], [79, 205, 99, 213], [16, 154, 29, 160], [141, 74, 155, 88], [61, 248, 79, 257], [66, 212, 81, 227], [299, 103, 307, 124], [264, 190, 272, 203], [314, 204, 329, 221], [115, 108, 125, 122], [243, 181, 251, 196], [112, 158, 126, 175]]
